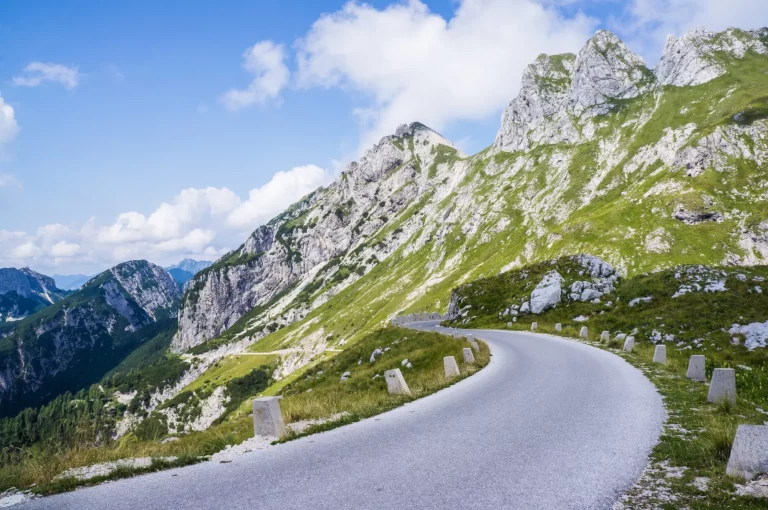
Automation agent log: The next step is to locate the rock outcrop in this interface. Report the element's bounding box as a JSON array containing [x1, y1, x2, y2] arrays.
[[495, 30, 651, 152], [655, 28, 768, 87], [530, 271, 564, 314]]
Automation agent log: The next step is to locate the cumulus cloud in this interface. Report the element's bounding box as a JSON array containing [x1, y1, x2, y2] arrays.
[[220, 41, 290, 110], [0, 93, 20, 147], [50, 241, 80, 257], [295, 0, 596, 150], [612, 0, 768, 62], [13, 62, 81, 90], [227, 165, 333, 228], [1, 165, 333, 274]]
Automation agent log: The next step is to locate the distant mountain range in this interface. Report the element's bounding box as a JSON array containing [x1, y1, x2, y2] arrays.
[[165, 259, 212, 287], [0, 267, 69, 324], [0, 260, 180, 416], [52, 273, 92, 290]]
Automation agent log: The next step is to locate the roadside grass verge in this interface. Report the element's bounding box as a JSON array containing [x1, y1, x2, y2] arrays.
[[0, 327, 489, 496], [276, 326, 490, 440]]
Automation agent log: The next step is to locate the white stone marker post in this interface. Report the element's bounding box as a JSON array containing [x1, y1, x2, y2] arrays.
[[531, 322, 538, 331], [686, 355, 706, 382], [623, 336, 635, 352], [579, 326, 588, 339], [384, 369, 411, 395], [506, 322, 513, 328], [653, 345, 666, 364], [470, 340, 480, 353], [444, 356, 460, 378], [601, 331, 610, 343], [726, 425, 768, 480], [252, 397, 286, 438], [555, 323, 562, 332], [463, 347, 475, 363], [707, 368, 736, 405]]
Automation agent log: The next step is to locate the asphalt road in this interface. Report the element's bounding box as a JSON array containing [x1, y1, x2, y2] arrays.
[[25, 323, 664, 510]]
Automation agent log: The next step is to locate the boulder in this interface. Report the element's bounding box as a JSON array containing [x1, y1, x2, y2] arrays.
[[530, 271, 564, 314], [580, 289, 601, 302]]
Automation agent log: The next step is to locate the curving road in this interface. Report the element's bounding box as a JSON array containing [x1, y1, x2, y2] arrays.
[[24, 323, 664, 510]]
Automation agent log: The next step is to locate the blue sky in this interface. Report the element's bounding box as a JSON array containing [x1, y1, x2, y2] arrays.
[[1, 0, 766, 274]]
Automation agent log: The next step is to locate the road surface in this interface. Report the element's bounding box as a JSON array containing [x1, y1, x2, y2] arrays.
[[25, 323, 664, 509]]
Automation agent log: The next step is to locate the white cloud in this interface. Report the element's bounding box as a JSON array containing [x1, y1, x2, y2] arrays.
[[13, 62, 82, 90], [12, 241, 40, 259], [50, 241, 80, 257], [220, 41, 290, 110], [612, 0, 768, 62], [0, 93, 20, 147], [295, 0, 596, 150], [0, 173, 21, 188], [227, 164, 333, 228], [1, 165, 333, 274]]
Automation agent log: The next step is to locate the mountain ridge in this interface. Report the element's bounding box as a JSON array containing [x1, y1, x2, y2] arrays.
[[0, 260, 180, 416], [173, 26, 768, 359]]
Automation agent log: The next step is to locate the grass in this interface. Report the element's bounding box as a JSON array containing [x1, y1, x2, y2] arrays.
[[276, 327, 490, 435], [182, 354, 277, 393]]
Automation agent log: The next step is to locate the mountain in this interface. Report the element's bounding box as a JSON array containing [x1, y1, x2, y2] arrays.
[[52, 273, 92, 290], [0, 260, 180, 417], [166, 259, 213, 274], [172, 26, 768, 363], [0, 267, 68, 324], [165, 259, 213, 288]]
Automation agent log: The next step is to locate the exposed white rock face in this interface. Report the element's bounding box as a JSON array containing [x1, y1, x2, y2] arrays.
[[495, 30, 649, 151], [495, 53, 578, 152], [530, 271, 564, 314], [0, 267, 66, 305], [571, 30, 650, 113], [729, 321, 768, 350], [108, 261, 180, 319], [175, 122, 459, 352], [655, 28, 767, 87]]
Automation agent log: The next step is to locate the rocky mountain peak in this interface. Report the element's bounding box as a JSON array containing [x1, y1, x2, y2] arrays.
[[495, 27, 768, 154], [106, 260, 180, 319], [655, 26, 768, 87], [572, 29, 650, 112], [0, 267, 65, 304], [344, 121, 456, 184], [494, 29, 652, 152]]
